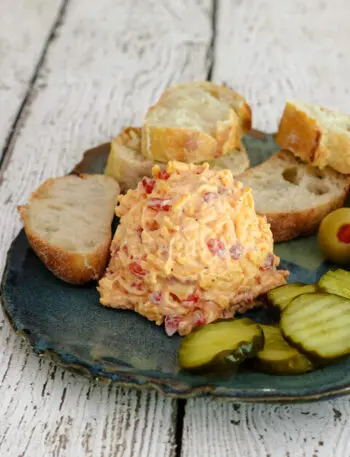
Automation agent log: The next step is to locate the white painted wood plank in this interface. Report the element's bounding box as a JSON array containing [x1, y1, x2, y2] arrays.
[[213, 0, 350, 132], [0, 0, 63, 158], [0, 327, 177, 457], [0, 0, 212, 456], [183, 398, 350, 457], [182, 2, 350, 457]]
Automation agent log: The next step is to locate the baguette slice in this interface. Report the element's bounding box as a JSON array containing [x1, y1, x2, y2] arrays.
[[104, 127, 165, 192], [105, 127, 249, 192], [239, 150, 350, 242], [206, 148, 249, 173], [142, 81, 251, 163], [18, 174, 120, 284], [276, 100, 350, 174]]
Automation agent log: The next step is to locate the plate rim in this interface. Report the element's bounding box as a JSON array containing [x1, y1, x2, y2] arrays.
[[2, 232, 350, 403], [3, 133, 350, 403]]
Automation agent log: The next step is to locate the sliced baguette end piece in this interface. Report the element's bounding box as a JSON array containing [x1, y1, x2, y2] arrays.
[[276, 100, 350, 173], [18, 174, 120, 284], [141, 81, 250, 163]]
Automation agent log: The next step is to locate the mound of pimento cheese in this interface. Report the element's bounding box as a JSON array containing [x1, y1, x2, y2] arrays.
[[98, 161, 288, 336]]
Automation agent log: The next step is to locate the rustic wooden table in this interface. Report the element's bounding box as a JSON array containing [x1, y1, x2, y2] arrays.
[[1, 1, 350, 456]]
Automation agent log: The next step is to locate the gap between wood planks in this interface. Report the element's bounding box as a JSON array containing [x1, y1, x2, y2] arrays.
[[174, 1, 218, 454], [207, 0, 218, 81], [0, 0, 69, 180], [0, 0, 218, 454]]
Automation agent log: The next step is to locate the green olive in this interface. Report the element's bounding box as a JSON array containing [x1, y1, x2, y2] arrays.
[[318, 208, 350, 264]]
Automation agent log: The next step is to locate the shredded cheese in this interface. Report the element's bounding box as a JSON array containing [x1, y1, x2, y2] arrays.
[[98, 161, 288, 336]]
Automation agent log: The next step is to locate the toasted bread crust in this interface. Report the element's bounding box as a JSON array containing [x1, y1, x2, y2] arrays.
[[141, 121, 241, 163], [116, 126, 142, 148], [105, 127, 158, 192], [142, 82, 251, 163], [19, 205, 111, 284], [264, 191, 349, 242], [323, 129, 350, 173], [239, 149, 350, 242], [276, 101, 350, 173], [105, 125, 249, 192], [18, 174, 119, 285]]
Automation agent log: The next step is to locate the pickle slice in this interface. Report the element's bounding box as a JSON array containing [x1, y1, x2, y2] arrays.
[[318, 269, 350, 299], [267, 283, 317, 312], [253, 325, 314, 375], [178, 318, 264, 374], [281, 293, 350, 361]]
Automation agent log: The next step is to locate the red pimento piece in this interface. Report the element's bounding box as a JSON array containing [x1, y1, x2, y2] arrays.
[[195, 168, 205, 175], [229, 242, 243, 260], [122, 245, 129, 255], [142, 177, 156, 194], [261, 253, 274, 271], [170, 292, 181, 303], [131, 282, 143, 291], [147, 220, 160, 231], [203, 192, 217, 203], [165, 315, 181, 337], [338, 224, 350, 244], [129, 261, 147, 278], [136, 226, 143, 241], [183, 290, 200, 307], [244, 292, 254, 303], [158, 170, 170, 180], [148, 198, 171, 211], [149, 291, 162, 305], [207, 238, 226, 257]]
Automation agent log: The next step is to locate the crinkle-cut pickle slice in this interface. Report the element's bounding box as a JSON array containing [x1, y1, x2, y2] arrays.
[[318, 269, 350, 300], [254, 325, 314, 375], [178, 318, 264, 374], [267, 283, 317, 312], [281, 293, 350, 361]]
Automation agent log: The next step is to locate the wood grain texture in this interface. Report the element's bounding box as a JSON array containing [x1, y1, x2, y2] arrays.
[[213, 0, 350, 132], [0, 329, 176, 457], [182, 2, 350, 457], [3, 1, 350, 456], [0, 0, 212, 455], [0, 0, 63, 159], [182, 397, 350, 457]]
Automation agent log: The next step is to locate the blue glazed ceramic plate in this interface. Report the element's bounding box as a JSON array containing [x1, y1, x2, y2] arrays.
[[2, 132, 350, 402]]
